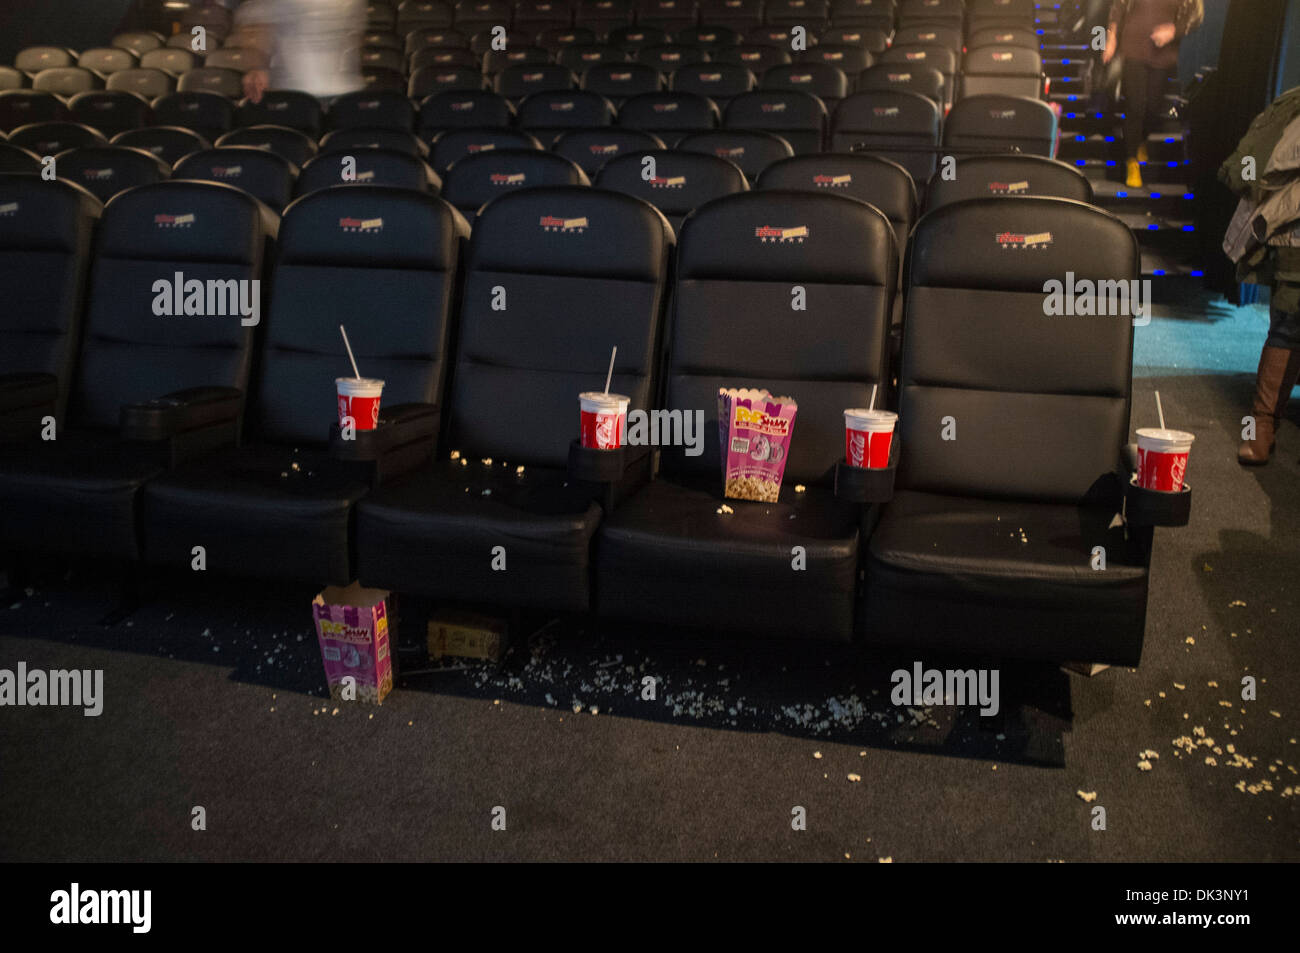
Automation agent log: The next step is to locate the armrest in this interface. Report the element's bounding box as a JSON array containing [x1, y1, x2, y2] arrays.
[[121, 386, 243, 441], [329, 402, 441, 484], [833, 436, 899, 504], [567, 439, 651, 484], [1124, 476, 1192, 527], [0, 373, 58, 442]]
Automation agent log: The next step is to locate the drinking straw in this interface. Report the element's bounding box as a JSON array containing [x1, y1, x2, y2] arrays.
[[1155, 390, 1166, 430], [339, 324, 361, 379], [603, 346, 617, 395], [869, 384, 878, 412]]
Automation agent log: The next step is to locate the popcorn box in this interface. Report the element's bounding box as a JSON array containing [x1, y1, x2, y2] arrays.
[[717, 387, 799, 502], [427, 610, 507, 662], [311, 582, 394, 705]]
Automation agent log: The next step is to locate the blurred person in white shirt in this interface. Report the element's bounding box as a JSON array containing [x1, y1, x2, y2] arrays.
[[235, 0, 367, 104]]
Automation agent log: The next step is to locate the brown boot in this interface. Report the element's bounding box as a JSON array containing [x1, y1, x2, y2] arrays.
[[1238, 346, 1300, 465]]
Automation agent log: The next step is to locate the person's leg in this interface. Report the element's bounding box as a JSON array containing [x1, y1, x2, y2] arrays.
[[1121, 58, 1147, 187], [1138, 64, 1173, 164], [1239, 292, 1300, 464]]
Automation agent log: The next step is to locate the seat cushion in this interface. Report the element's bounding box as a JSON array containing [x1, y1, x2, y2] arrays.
[[862, 490, 1150, 662], [0, 430, 163, 560], [355, 461, 603, 612], [595, 478, 861, 640], [141, 446, 370, 584]]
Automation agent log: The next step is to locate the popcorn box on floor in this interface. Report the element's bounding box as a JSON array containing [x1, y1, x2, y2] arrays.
[[717, 387, 799, 503], [427, 610, 507, 662], [311, 582, 394, 705]]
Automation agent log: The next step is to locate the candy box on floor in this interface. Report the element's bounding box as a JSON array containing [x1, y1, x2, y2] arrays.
[[427, 610, 507, 663], [717, 387, 799, 502], [311, 582, 394, 705]]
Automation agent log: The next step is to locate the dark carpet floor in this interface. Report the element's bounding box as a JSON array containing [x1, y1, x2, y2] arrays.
[[1, 286, 1297, 862]]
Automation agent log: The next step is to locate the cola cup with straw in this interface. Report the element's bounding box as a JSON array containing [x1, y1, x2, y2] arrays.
[[1136, 390, 1194, 491], [844, 384, 897, 469], [336, 324, 385, 431], [579, 345, 629, 450]]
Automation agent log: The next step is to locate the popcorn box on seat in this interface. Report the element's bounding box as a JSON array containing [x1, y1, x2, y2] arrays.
[[717, 387, 799, 502], [311, 582, 394, 705]]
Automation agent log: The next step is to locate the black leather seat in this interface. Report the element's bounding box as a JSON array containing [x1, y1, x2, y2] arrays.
[[440, 148, 588, 218], [766, 0, 831, 30], [140, 48, 200, 75], [594, 148, 747, 232], [862, 197, 1149, 663], [897, 0, 963, 29], [67, 90, 152, 137], [724, 90, 827, 154], [494, 64, 577, 101], [581, 0, 636, 35], [55, 145, 171, 204], [517, 90, 617, 147], [151, 91, 236, 142], [699, 0, 764, 30], [236, 90, 324, 135], [399, 0, 456, 31], [581, 63, 664, 103], [676, 129, 793, 182], [856, 63, 945, 106], [327, 89, 417, 131], [959, 46, 1045, 100], [0, 181, 275, 562], [296, 147, 440, 196], [762, 64, 849, 110], [967, 0, 1035, 35], [557, 45, 630, 73], [796, 44, 874, 78], [112, 31, 166, 56], [15, 47, 77, 76], [943, 94, 1058, 158], [922, 154, 1093, 213], [515, 0, 574, 34], [114, 125, 211, 164], [9, 122, 108, 156], [637, 45, 709, 71], [174, 146, 297, 212], [418, 90, 515, 135], [32, 68, 102, 97], [554, 127, 665, 175], [216, 124, 318, 167], [177, 67, 244, 99], [141, 186, 467, 583], [0, 142, 42, 173], [0, 68, 26, 93], [877, 44, 956, 106], [78, 47, 140, 77], [355, 185, 674, 611], [669, 63, 756, 107], [675, 25, 743, 49], [820, 25, 891, 53], [105, 67, 175, 100], [0, 176, 101, 438], [535, 27, 598, 53], [713, 45, 792, 74], [409, 65, 487, 97], [429, 127, 543, 173], [617, 91, 719, 147], [455, 0, 513, 35], [831, 90, 940, 185], [594, 190, 897, 640], [413, 45, 484, 70], [319, 127, 429, 158], [829, 0, 894, 31], [0, 91, 69, 132], [637, 0, 699, 32], [968, 26, 1040, 50]]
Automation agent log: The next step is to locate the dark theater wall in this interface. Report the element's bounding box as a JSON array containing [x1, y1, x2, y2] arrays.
[[0, 0, 136, 65]]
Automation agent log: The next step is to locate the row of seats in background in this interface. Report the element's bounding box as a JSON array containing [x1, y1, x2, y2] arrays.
[[0, 81, 1059, 210], [0, 170, 1155, 665]]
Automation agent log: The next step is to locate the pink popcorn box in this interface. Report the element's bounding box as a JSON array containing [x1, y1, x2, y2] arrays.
[[311, 582, 394, 705], [717, 387, 799, 503]]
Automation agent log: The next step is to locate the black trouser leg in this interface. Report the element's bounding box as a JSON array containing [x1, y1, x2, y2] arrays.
[[1121, 58, 1149, 159]]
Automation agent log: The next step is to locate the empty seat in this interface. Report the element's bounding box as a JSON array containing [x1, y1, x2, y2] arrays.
[[0, 181, 275, 564], [0, 141, 42, 173], [862, 197, 1147, 663], [959, 46, 1044, 100], [140, 48, 201, 75], [535, 27, 598, 52], [921, 154, 1092, 212], [897, 0, 963, 28], [151, 91, 236, 142], [112, 31, 166, 56], [594, 148, 746, 231], [557, 45, 630, 72], [0, 67, 26, 92], [32, 68, 103, 97], [968, 26, 1039, 50], [177, 67, 244, 99], [216, 125, 318, 167], [454, 0, 513, 34], [893, 24, 963, 50], [765, 0, 831, 30], [354, 185, 674, 612], [399, 0, 456, 30], [470, 28, 531, 54], [55, 145, 171, 203], [724, 89, 826, 153], [617, 90, 719, 146], [9, 122, 108, 156], [594, 189, 897, 640], [670, 62, 756, 105], [518, 90, 617, 145], [114, 125, 212, 165], [0, 91, 68, 132], [495, 63, 577, 99], [174, 146, 297, 212], [410, 64, 487, 96], [368, 1, 400, 30], [328, 89, 417, 131], [404, 27, 470, 55], [699, 0, 765, 30], [943, 93, 1057, 157], [818, 26, 890, 53], [796, 44, 873, 77], [636, 0, 700, 32], [675, 25, 742, 49], [0, 176, 100, 434], [418, 90, 515, 133], [578, 0, 635, 33], [106, 67, 175, 99], [429, 127, 543, 171], [637, 44, 709, 70], [677, 129, 793, 181], [582, 63, 664, 101], [357, 44, 407, 73], [744, 25, 801, 48], [829, 0, 895, 30], [15, 47, 76, 75], [856, 63, 945, 105], [236, 89, 324, 134], [553, 127, 666, 174], [412, 45, 482, 69], [966, 0, 1035, 33], [830, 90, 940, 184], [762, 63, 848, 108], [713, 44, 793, 73], [67, 90, 152, 137], [141, 186, 468, 583], [608, 26, 670, 52], [320, 127, 428, 157], [440, 148, 587, 217], [877, 44, 956, 105], [482, 44, 551, 74], [78, 47, 140, 76], [515, 0, 575, 33], [296, 147, 440, 195], [361, 66, 408, 92]]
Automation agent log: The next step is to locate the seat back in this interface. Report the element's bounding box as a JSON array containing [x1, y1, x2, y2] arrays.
[[898, 197, 1138, 503], [256, 186, 467, 444], [15, 47, 76, 74], [419, 90, 515, 133], [151, 91, 236, 141], [878, 43, 956, 104], [557, 45, 629, 72], [494, 63, 577, 100], [177, 67, 244, 99], [296, 148, 438, 196], [175, 146, 298, 212], [481, 43, 550, 76], [898, 0, 964, 27], [78, 47, 140, 76], [237, 90, 324, 134], [581, 63, 663, 101], [140, 48, 201, 75], [112, 31, 166, 56], [535, 27, 598, 53], [114, 125, 211, 164], [819, 26, 891, 53], [765, 0, 831, 29], [404, 27, 470, 55], [677, 129, 793, 181], [0, 67, 26, 92], [553, 127, 666, 175], [699, 0, 765, 30], [515, 0, 575, 33], [714, 45, 793, 73], [637, 45, 708, 70], [893, 24, 963, 50], [670, 62, 756, 105], [723, 90, 826, 154], [829, 0, 895, 29], [10, 122, 108, 156], [577, 0, 635, 32], [410, 64, 487, 97], [440, 148, 588, 217], [594, 148, 747, 231], [676, 25, 742, 49], [430, 127, 543, 172], [106, 67, 175, 99], [830, 90, 940, 185], [71, 180, 275, 429], [966, 0, 1035, 31], [216, 125, 318, 167], [960, 45, 1043, 100], [796, 44, 874, 77], [922, 154, 1092, 212], [943, 93, 1057, 157], [67, 90, 152, 137], [413, 44, 483, 69], [454, 0, 513, 34], [664, 190, 895, 485], [762, 63, 849, 108], [0, 91, 68, 132], [0, 142, 42, 173], [856, 63, 944, 105], [0, 175, 101, 422], [399, 0, 456, 30], [33, 67, 103, 97], [968, 26, 1039, 50], [617, 90, 719, 145], [56, 145, 171, 204], [610, 25, 671, 52], [319, 127, 428, 158], [447, 185, 673, 465], [518, 90, 617, 145], [637, 0, 700, 31], [328, 89, 417, 131]]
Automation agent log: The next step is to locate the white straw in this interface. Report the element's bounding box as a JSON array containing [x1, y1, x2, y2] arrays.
[[339, 324, 361, 380], [869, 384, 878, 412], [603, 345, 617, 395], [1155, 390, 1166, 430]]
